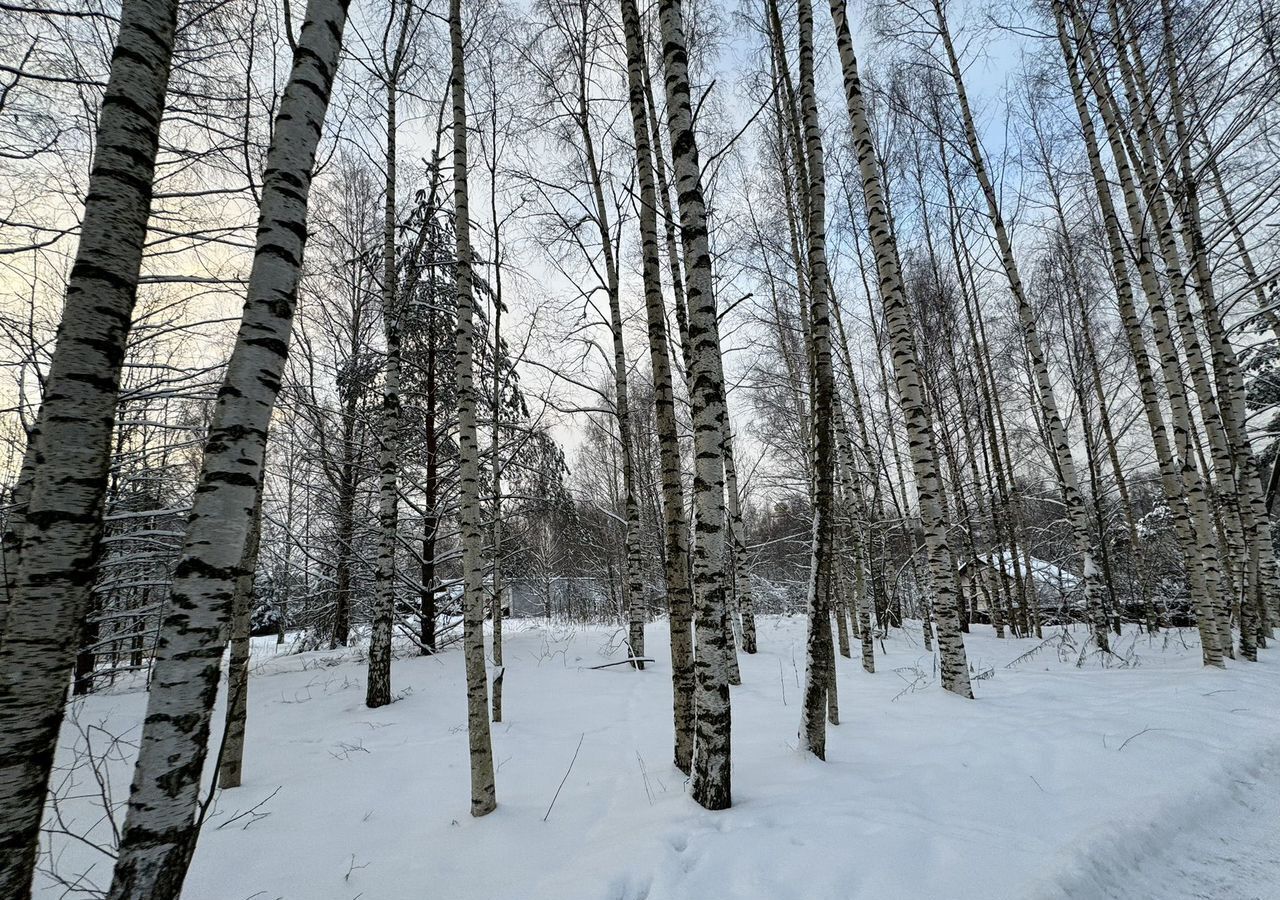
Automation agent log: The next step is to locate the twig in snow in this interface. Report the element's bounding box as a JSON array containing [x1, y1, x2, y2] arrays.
[[1117, 726, 1162, 752], [344, 854, 369, 881], [1075, 640, 1091, 668], [328, 740, 370, 760], [1004, 633, 1068, 669], [890, 664, 930, 701], [637, 753, 655, 806], [216, 785, 282, 830], [543, 732, 585, 822]]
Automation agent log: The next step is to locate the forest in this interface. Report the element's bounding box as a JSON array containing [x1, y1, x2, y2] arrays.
[[0, 0, 1278, 895]]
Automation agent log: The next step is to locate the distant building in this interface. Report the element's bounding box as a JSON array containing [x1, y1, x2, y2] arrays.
[[502, 576, 617, 621], [957, 550, 1083, 623]]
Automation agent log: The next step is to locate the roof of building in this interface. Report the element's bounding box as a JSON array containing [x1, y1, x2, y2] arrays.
[[959, 550, 1082, 594]]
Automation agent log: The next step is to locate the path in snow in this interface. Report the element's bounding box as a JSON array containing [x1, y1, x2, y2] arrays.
[[1050, 749, 1280, 900]]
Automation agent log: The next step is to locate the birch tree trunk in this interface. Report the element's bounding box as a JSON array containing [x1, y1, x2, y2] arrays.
[[570, 27, 647, 669], [723, 429, 758, 654], [641, 61, 694, 377], [1056, 0, 1224, 663], [369, 49, 407, 708], [657, 0, 733, 808], [331, 437, 357, 648], [646, 65, 744, 684], [421, 294, 441, 654], [620, 0, 693, 770], [793, 0, 840, 758], [1156, 0, 1274, 651], [828, 0, 972, 696], [489, 207, 506, 723], [860, 166, 938, 637], [217, 480, 265, 790], [0, 3, 179, 893], [451, 0, 498, 816], [1104, 0, 1239, 655], [105, 4, 350, 896], [932, 0, 1107, 650], [488, 330, 506, 716]]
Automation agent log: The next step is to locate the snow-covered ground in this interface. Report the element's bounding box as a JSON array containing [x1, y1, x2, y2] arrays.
[[39, 618, 1280, 899]]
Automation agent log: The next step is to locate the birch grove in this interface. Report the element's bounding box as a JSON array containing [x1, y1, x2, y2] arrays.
[[1, 0, 1279, 891]]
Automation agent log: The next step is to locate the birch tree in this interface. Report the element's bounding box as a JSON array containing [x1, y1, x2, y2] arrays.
[[657, 0, 734, 808], [368, 0, 424, 710], [105, 4, 351, 895], [828, 0, 973, 696], [451, 0, 499, 816], [217, 480, 265, 790], [619, 0, 695, 771], [793, 0, 841, 757], [0, 3, 180, 893]]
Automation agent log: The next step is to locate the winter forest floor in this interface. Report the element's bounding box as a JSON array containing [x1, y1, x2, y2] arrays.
[[40, 618, 1280, 900]]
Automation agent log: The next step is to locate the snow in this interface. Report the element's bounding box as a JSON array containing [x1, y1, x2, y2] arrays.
[[1051, 749, 1280, 900], [39, 618, 1280, 900]]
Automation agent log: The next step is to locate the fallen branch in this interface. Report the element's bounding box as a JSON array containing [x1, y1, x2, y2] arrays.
[[588, 657, 654, 670]]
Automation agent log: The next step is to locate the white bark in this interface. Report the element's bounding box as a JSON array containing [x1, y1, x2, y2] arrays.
[[451, 0, 498, 817], [793, 0, 840, 758], [1063, 0, 1226, 663], [0, 3, 180, 894], [106, 5, 350, 896], [657, 0, 733, 809], [620, 0, 694, 770], [217, 481, 264, 790], [369, 24, 410, 706], [932, 0, 1108, 650], [829, 0, 972, 696]]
